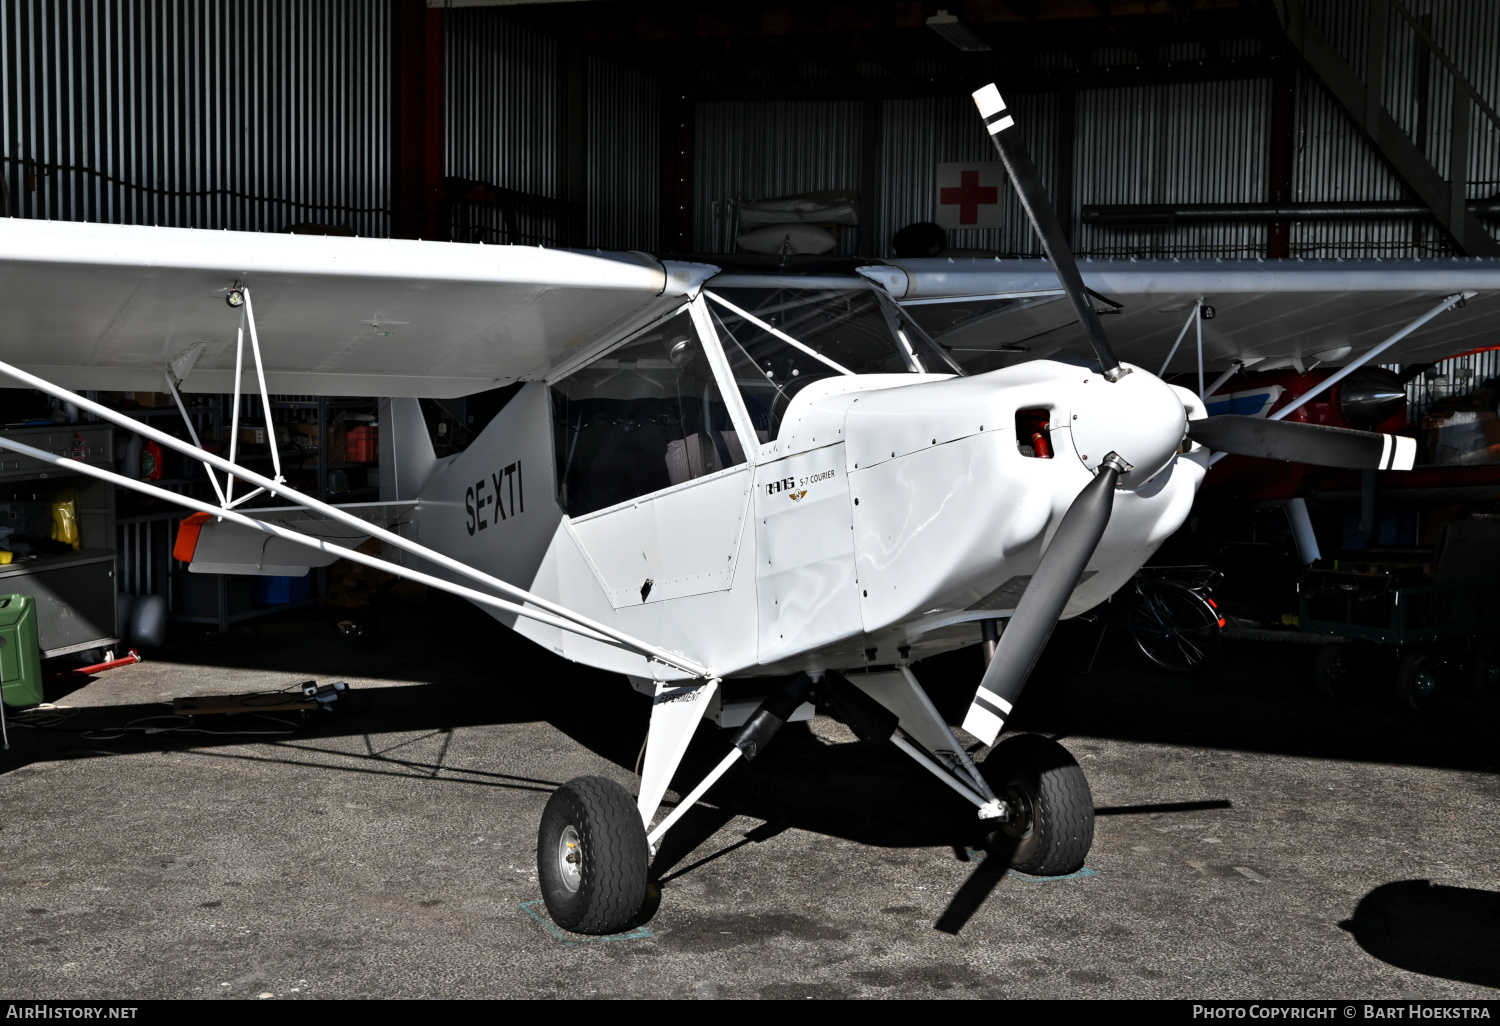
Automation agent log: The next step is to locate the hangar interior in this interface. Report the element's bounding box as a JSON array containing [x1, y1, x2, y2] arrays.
[[3, 0, 1499, 655], [0, 0, 1499, 999]]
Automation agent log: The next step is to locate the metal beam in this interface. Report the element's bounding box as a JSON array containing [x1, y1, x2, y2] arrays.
[[1282, 0, 1499, 256]]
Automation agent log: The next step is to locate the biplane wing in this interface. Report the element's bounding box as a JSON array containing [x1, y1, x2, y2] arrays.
[[885, 257, 1500, 373], [0, 218, 718, 398]]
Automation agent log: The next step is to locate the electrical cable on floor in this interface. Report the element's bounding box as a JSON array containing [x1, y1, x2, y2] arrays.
[[81, 712, 302, 742], [8, 705, 75, 729], [7, 680, 355, 740]]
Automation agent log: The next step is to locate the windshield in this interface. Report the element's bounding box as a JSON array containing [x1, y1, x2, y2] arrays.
[[706, 284, 959, 442]]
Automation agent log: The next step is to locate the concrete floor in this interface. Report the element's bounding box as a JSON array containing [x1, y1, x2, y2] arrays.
[[0, 598, 1497, 1000]]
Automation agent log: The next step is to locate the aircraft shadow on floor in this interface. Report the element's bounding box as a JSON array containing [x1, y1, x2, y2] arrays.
[[8, 602, 1495, 850], [1340, 879, 1500, 989]]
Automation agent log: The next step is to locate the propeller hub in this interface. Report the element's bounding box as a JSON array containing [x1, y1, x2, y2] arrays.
[[1066, 363, 1185, 489]]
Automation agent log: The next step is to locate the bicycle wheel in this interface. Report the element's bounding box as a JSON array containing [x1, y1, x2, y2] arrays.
[[1126, 580, 1224, 674]]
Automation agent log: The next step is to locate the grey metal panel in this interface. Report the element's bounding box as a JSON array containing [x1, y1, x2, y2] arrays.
[[587, 54, 657, 252], [1073, 79, 1270, 259], [444, 9, 560, 245], [879, 93, 1057, 258], [0, 556, 117, 656], [693, 100, 863, 253], [0, 0, 391, 236]]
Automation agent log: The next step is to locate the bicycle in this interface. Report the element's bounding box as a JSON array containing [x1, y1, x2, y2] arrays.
[[1084, 565, 1226, 674]]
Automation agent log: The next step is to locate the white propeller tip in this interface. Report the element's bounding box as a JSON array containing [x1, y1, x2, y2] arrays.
[[962, 704, 1005, 748], [972, 83, 1006, 118], [1389, 434, 1416, 471]]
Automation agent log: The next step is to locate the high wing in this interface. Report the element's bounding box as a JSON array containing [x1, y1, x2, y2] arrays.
[[884, 257, 1500, 371], [0, 219, 718, 398]]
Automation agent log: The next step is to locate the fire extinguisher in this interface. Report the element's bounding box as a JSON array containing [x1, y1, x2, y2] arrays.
[[141, 440, 165, 480]]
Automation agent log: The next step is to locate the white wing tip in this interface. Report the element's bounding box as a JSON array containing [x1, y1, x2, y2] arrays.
[[972, 83, 1006, 118]]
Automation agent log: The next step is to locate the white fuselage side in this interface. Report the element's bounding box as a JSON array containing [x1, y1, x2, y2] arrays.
[[406, 359, 1206, 682]]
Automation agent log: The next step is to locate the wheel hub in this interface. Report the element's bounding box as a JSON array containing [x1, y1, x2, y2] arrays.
[[1001, 783, 1035, 841], [556, 825, 582, 893], [1413, 669, 1437, 700]]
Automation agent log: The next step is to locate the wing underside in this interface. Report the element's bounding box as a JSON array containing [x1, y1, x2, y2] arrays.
[[0, 220, 717, 398], [888, 258, 1500, 372]]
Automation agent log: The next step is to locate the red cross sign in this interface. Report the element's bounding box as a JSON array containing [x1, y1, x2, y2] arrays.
[[935, 162, 1005, 229]]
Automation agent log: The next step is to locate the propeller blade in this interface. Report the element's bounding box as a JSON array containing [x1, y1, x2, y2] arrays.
[[1187, 416, 1416, 470], [962, 455, 1127, 746], [972, 83, 1124, 381]]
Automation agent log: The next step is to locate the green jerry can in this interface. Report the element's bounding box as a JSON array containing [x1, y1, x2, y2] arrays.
[[0, 593, 44, 708]]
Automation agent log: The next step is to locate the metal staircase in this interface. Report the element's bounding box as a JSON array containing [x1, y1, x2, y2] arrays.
[[1283, 0, 1500, 257]]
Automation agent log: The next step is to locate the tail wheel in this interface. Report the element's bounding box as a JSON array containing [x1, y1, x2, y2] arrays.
[[979, 733, 1094, 876], [1126, 581, 1223, 674], [1395, 653, 1440, 713], [536, 776, 649, 935]]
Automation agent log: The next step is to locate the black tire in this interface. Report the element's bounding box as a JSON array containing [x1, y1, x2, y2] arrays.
[[979, 733, 1094, 875], [1395, 652, 1440, 713], [536, 775, 649, 935], [1126, 581, 1223, 674], [1313, 643, 1350, 699], [1470, 637, 1500, 699]]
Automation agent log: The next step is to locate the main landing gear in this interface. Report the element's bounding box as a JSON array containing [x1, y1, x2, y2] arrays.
[[980, 733, 1094, 874], [536, 776, 651, 934], [536, 670, 1098, 934]]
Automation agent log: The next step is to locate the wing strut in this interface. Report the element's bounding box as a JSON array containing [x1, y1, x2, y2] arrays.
[[0, 360, 712, 679], [1266, 291, 1473, 422]]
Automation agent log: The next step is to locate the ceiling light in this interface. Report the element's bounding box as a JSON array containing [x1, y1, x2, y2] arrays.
[[926, 10, 991, 52]]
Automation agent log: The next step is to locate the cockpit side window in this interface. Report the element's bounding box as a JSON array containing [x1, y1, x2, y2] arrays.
[[551, 310, 746, 518]]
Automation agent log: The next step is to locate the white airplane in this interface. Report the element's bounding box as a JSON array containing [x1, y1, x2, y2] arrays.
[[1, 83, 1492, 935]]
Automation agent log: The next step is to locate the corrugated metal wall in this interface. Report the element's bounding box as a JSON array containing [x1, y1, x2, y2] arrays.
[[2, 2, 1496, 261], [0, 0, 392, 237], [444, 10, 560, 245], [1399, 347, 1500, 422], [693, 100, 862, 253], [1073, 79, 1271, 258], [1293, 0, 1500, 257], [587, 54, 658, 252], [880, 93, 1058, 257]]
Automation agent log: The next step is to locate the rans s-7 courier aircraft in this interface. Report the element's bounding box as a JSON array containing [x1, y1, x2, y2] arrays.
[[1, 85, 1488, 934]]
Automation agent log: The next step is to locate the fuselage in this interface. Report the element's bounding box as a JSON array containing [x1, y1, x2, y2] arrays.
[[405, 348, 1208, 683]]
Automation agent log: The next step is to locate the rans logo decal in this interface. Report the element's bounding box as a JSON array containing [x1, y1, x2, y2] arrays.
[[766, 469, 835, 501], [466, 460, 523, 536]]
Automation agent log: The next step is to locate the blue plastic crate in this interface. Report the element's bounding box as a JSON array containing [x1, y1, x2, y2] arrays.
[[253, 574, 311, 605]]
